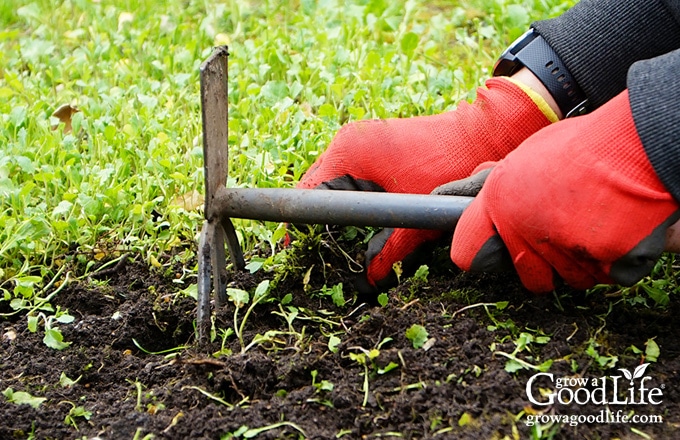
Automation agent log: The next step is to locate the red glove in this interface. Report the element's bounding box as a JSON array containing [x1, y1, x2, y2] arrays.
[[450, 90, 680, 293], [297, 78, 553, 290]]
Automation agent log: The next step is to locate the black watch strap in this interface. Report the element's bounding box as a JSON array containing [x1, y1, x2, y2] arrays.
[[494, 30, 589, 118]]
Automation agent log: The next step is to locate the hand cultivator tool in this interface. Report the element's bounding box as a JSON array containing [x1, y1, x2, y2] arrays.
[[196, 46, 473, 340]]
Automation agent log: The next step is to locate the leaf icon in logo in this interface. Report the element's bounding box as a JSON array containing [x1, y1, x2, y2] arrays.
[[618, 368, 633, 382], [633, 363, 650, 380], [618, 363, 650, 386]]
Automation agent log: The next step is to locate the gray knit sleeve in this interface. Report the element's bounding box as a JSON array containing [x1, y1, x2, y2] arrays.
[[628, 49, 680, 201], [532, 0, 680, 109]]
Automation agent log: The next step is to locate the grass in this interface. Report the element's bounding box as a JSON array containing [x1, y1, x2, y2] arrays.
[[1, 0, 580, 313]]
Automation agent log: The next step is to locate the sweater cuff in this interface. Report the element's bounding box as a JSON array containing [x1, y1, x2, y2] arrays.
[[628, 50, 680, 202], [532, 0, 680, 110]]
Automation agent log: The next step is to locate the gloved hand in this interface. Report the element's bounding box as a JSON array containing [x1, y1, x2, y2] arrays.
[[297, 77, 554, 291], [450, 90, 680, 293]]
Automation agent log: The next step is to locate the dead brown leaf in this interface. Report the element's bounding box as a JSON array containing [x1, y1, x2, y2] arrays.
[[51, 104, 79, 133], [170, 190, 204, 211]]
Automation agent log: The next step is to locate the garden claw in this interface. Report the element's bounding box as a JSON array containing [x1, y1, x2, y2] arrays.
[[196, 45, 472, 342], [197, 45, 246, 341]]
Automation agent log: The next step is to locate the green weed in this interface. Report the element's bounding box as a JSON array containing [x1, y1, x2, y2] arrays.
[[482, 303, 553, 373], [227, 279, 272, 353], [221, 421, 306, 439], [405, 323, 429, 349], [348, 337, 398, 406], [315, 283, 346, 307], [309, 369, 335, 407], [589, 254, 680, 308], [60, 402, 92, 431], [0, 0, 578, 329], [27, 307, 74, 350], [2, 387, 46, 409]]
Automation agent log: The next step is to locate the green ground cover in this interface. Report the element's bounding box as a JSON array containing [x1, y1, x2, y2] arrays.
[[1, 0, 575, 303]]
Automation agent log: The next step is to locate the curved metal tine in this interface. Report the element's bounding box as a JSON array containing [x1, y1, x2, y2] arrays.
[[197, 221, 213, 342], [221, 216, 245, 271], [211, 222, 228, 306]]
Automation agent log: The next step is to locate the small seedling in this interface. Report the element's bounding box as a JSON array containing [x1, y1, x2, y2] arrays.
[[59, 372, 82, 388], [308, 370, 334, 407], [221, 421, 306, 439], [212, 328, 234, 358], [227, 279, 271, 353], [348, 338, 398, 406], [243, 329, 295, 353], [412, 265, 429, 283], [631, 338, 661, 363], [26, 307, 74, 350], [2, 387, 46, 409], [645, 338, 660, 362], [60, 401, 92, 431], [184, 385, 235, 408], [528, 419, 562, 440], [589, 254, 680, 309], [392, 261, 403, 284], [458, 411, 475, 427], [127, 379, 145, 412], [349, 348, 378, 407], [405, 324, 428, 349], [132, 339, 190, 358], [492, 330, 552, 373], [583, 308, 619, 370], [404, 265, 431, 298], [452, 301, 509, 319], [316, 283, 345, 307], [328, 335, 341, 353], [585, 340, 618, 370], [311, 370, 334, 393], [132, 428, 155, 440]]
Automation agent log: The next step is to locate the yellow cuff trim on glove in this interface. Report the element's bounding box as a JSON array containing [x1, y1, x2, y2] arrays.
[[505, 77, 559, 123]]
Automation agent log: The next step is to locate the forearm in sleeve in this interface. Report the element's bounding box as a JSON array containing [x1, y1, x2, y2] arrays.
[[532, 0, 680, 109], [628, 49, 680, 202]]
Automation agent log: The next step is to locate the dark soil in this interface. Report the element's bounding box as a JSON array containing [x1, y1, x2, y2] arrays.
[[2, 238, 680, 439]]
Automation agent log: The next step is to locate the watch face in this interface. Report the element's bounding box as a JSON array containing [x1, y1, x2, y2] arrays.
[[507, 29, 537, 55], [493, 58, 517, 77], [493, 29, 537, 77]]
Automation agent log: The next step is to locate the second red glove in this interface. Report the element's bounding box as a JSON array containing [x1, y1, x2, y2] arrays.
[[450, 90, 680, 293]]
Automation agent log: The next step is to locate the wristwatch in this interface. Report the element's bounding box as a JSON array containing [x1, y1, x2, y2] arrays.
[[494, 29, 589, 118]]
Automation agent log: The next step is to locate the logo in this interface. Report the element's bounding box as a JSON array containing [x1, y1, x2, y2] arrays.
[[525, 363, 664, 406]]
